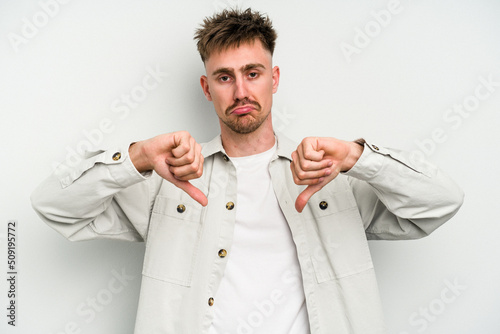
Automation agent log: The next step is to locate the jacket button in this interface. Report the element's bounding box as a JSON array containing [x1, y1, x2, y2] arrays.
[[223, 154, 229, 162], [319, 201, 328, 210], [226, 202, 234, 210], [177, 204, 186, 213], [208, 297, 214, 306], [218, 249, 227, 258], [112, 152, 121, 161]]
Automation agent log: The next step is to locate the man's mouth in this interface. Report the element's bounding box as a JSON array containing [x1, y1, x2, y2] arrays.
[[226, 98, 261, 116], [231, 106, 255, 115]]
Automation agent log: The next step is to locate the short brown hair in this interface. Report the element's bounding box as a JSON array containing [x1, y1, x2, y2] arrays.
[[194, 8, 277, 63]]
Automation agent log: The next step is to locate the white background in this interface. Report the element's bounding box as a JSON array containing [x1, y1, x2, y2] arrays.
[[1, 0, 499, 333]]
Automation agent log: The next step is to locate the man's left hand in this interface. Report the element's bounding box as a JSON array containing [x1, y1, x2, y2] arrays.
[[291, 137, 364, 213]]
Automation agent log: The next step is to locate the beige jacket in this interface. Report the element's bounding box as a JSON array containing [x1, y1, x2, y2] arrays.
[[31, 133, 464, 333]]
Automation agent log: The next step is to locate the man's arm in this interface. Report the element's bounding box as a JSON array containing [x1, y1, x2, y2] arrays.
[[31, 131, 206, 241], [290, 137, 464, 239]]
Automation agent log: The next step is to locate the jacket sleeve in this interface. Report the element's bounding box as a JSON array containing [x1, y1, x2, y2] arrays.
[[30, 145, 162, 242], [344, 142, 464, 240]]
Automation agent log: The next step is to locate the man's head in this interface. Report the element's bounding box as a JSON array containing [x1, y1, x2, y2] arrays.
[[195, 8, 280, 136]]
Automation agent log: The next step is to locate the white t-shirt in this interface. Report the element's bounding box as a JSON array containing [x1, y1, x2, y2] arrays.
[[208, 144, 310, 334]]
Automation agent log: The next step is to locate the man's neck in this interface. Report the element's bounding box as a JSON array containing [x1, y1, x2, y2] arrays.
[[220, 121, 275, 157]]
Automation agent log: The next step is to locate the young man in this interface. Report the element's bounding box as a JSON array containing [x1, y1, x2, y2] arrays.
[[31, 8, 464, 334]]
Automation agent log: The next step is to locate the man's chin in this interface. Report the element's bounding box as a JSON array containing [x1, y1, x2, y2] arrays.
[[224, 119, 262, 135]]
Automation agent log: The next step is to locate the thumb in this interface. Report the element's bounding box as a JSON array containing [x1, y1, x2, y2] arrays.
[[153, 159, 207, 206], [295, 184, 322, 213], [171, 178, 208, 207]]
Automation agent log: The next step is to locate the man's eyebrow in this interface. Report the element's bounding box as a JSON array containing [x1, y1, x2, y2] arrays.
[[241, 63, 266, 72], [211, 63, 266, 77], [212, 67, 234, 77]]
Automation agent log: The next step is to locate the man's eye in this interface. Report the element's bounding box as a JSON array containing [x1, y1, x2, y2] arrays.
[[249, 72, 258, 78], [220, 76, 230, 82]]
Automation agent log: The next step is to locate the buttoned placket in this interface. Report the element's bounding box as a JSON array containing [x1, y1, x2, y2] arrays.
[[202, 152, 238, 331]]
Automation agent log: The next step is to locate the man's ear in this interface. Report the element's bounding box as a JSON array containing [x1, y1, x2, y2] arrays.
[[272, 66, 280, 94], [200, 75, 212, 101]]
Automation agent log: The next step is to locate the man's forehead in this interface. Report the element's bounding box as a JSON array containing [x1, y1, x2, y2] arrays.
[[204, 39, 272, 71]]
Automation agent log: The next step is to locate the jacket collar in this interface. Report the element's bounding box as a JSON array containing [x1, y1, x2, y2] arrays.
[[201, 131, 296, 162]]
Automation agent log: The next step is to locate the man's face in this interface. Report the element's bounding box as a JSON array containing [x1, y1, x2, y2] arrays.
[[200, 39, 280, 135]]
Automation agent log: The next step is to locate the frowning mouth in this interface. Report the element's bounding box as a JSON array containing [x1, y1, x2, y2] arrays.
[[226, 98, 261, 116], [231, 105, 255, 115]]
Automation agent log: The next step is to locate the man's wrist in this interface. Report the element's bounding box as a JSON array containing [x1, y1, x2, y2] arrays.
[[341, 139, 364, 172], [129, 141, 152, 173]]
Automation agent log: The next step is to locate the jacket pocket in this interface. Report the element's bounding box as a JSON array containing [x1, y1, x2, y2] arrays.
[[307, 190, 374, 283], [142, 196, 203, 286]]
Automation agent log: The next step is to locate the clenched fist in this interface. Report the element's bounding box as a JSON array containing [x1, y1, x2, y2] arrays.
[[291, 137, 364, 213], [129, 131, 208, 206]]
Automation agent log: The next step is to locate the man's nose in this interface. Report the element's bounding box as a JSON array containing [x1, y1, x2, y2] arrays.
[[233, 77, 249, 101]]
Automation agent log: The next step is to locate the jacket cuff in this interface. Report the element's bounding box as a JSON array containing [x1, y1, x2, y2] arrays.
[[343, 141, 423, 181], [107, 147, 152, 187], [343, 142, 382, 180], [56, 144, 151, 189]]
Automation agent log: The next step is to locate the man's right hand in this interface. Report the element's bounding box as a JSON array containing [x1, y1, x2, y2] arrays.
[[128, 131, 208, 206]]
